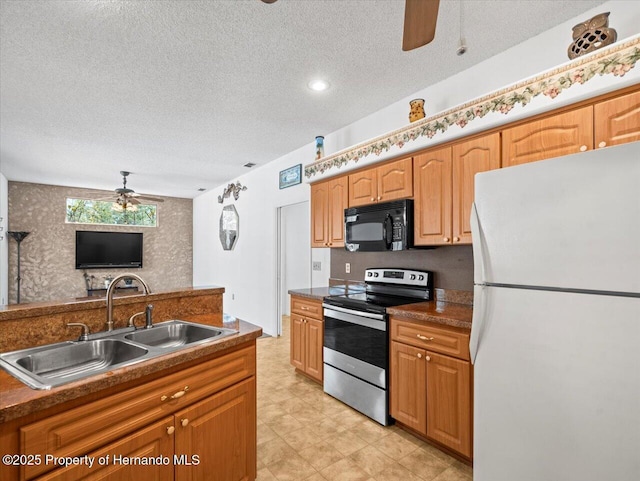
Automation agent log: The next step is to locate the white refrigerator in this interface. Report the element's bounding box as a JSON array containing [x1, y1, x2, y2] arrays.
[[470, 141, 640, 481]]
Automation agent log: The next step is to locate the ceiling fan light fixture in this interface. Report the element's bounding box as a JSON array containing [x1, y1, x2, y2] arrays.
[[308, 79, 330, 92]]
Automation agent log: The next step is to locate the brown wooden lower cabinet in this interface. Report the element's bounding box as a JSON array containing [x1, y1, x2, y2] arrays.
[[290, 296, 324, 383], [390, 317, 473, 460], [1, 344, 257, 481]]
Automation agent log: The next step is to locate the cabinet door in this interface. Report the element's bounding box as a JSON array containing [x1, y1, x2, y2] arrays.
[[594, 89, 640, 148], [452, 132, 500, 244], [327, 176, 349, 247], [390, 341, 427, 436], [502, 105, 593, 167], [290, 313, 306, 371], [377, 157, 413, 202], [426, 352, 471, 459], [305, 318, 324, 382], [413, 147, 452, 246], [348, 169, 378, 207], [310, 181, 329, 247], [36, 417, 175, 481], [175, 378, 256, 481]]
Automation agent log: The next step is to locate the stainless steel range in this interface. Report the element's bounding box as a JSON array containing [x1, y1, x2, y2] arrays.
[[322, 268, 433, 425]]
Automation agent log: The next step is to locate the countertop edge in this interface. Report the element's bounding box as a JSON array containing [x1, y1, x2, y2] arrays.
[[0, 319, 261, 423], [387, 304, 472, 330]]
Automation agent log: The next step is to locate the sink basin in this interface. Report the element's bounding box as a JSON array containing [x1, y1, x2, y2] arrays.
[[0, 339, 148, 390], [124, 321, 235, 348]]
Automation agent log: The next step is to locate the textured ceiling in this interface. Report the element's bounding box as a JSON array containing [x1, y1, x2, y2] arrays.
[[0, 0, 606, 198]]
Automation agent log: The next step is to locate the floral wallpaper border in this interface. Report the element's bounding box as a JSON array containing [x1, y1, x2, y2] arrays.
[[304, 37, 640, 179]]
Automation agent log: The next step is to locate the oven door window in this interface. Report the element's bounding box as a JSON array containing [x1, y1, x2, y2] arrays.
[[324, 315, 387, 369]]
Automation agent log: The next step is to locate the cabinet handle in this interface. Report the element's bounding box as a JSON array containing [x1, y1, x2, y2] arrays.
[[579, 145, 588, 152], [598, 141, 607, 148], [181, 418, 189, 427], [453, 237, 460, 242], [426, 356, 431, 362], [443, 237, 450, 242], [370, 197, 375, 201], [416, 334, 434, 341], [161, 386, 190, 401], [417, 353, 422, 359], [301, 306, 309, 310], [377, 196, 381, 201], [167, 426, 175, 435]]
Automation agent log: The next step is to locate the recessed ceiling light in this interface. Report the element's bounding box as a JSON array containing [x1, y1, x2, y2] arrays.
[[197, 188, 206, 191], [243, 162, 256, 168], [308, 79, 330, 92]]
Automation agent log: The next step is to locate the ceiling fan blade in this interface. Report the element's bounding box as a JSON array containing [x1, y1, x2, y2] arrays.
[[403, 0, 440, 51], [127, 197, 141, 205], [132, 194, 165, 203]]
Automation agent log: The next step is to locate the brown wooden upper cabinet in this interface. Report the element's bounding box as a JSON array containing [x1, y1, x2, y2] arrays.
[[348, 157, 413, 207], [452, 133, 501, 244], [311, 176, 348, 248], [413, 147, 453, 246], [502, 105, 594, 167], [594, 89, 640, 149]]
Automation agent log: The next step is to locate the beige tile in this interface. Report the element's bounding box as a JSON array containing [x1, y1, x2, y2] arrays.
[[281, 426, 325, 452], [269, 387, 298, 403], [324, 430, 369, 456], [291, 406, 327, 425], [392, 427, 427, 448], [267, 453, 317, 481], [372, 432, 419, 460], [298, 440, 345, 470], [320, 458, 371, 481], [431, 466, 473, 481], [304, 474, 327, 481], [257, 437, 297, 466], [419, 443, 457, 466], [397, 447, 450, 480], [258, 423, 279, 444], [452, 460, 473, 477], [348, 445, 395, 477], [258, 403, 289, 423], [350, 419, 392, 443], [308, 417, 348, 440], [256, 467, 278, 481], [267, 414, 304, 436], [373, 462, 425, 481]]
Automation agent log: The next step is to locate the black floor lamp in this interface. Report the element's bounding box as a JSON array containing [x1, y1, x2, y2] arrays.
[[7, 231, 30, 304]]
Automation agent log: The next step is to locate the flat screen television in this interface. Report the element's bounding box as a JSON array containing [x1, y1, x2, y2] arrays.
[[76, 231, 143, 269]]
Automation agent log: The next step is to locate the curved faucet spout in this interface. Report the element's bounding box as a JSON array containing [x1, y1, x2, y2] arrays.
[[106, 274, 151, 331]]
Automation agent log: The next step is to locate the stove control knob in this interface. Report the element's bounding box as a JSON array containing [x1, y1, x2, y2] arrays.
[[410, 274, 416, 280], [374, 272, 379, 277], [418, 275, 425, 281], [367, 272, 373, 277]]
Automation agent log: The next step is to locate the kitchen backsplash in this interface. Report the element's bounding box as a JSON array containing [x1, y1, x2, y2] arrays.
[[7, 182, 193, 304], [330, 245, 473, 291]]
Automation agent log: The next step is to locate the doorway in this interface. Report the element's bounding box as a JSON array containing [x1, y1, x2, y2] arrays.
[[276, 201, 310, 336]]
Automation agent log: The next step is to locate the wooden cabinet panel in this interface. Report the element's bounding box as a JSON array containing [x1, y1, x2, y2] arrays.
[[327, 176, 349, 246], [290, 313, 306, 372], [21, 346, 255, 480], [305, 318, 324, 382], [391, 318, 470, 361], [348, 169, 377, 207], [291, 297, 323, 320], [594, 89, 640, 148], [36, 417, 175, 481], [390, 341, 427, 435], [502, 106, 593, 167], [175, 378, 256, 481], [311, 176, 348, 247], [289, 297, 323, 383], [426, 352, 472, 459], [452, 132, 501, 244], [348, 157, 412, 207], [377, 157, 413, 202], [310, 181, 329, 247], [413, 147, 452, 246]]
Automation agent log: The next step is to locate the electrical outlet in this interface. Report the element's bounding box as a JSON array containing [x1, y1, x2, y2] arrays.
[[345, 263, 351, 274], [312, 261, 322, 271]]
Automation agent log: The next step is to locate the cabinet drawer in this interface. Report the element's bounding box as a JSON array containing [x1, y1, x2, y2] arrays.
[[21, 345, 255, 480], [291, 296, 323, 320], [391, 318, 470, 361]]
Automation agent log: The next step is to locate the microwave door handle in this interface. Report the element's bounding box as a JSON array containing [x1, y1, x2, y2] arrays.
[[384, 214, 393, 249]]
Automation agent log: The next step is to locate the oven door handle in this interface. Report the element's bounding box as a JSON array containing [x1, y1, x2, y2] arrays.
[[323, 307, 387, 331], [383, 214, 393, 250], [322, 303, 385, 320]]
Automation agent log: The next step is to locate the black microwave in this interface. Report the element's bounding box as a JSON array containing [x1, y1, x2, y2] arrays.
[[344, 199, 413, 252]]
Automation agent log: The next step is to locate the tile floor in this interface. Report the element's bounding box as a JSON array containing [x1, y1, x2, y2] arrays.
[[256, 316, 473, 481]]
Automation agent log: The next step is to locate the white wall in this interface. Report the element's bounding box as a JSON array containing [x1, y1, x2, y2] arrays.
[[281, 201, 310, 316], [193, 0, 640, 336]]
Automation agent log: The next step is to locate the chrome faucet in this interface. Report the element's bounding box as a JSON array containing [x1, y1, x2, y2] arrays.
[[106, 273, 151, 331]]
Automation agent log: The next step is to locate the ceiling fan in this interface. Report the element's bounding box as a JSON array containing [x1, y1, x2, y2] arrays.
[[106, 171, 165, 209], [260, 0, 439, 51]]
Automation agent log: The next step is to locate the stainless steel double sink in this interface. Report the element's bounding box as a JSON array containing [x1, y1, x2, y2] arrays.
[[0, 320, 238, 390]]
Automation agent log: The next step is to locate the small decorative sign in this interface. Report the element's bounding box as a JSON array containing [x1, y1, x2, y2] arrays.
[[279, 164, 302, 189]]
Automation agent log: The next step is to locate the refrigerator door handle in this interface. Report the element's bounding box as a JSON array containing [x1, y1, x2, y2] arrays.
[[470, 202, 488, 364], [470, 202, 487, 285]]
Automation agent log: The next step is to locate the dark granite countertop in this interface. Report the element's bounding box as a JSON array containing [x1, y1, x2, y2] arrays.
[[288, 284, 364, 301], [0, 315, 261, 423], [388, 301, 473, 330]]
